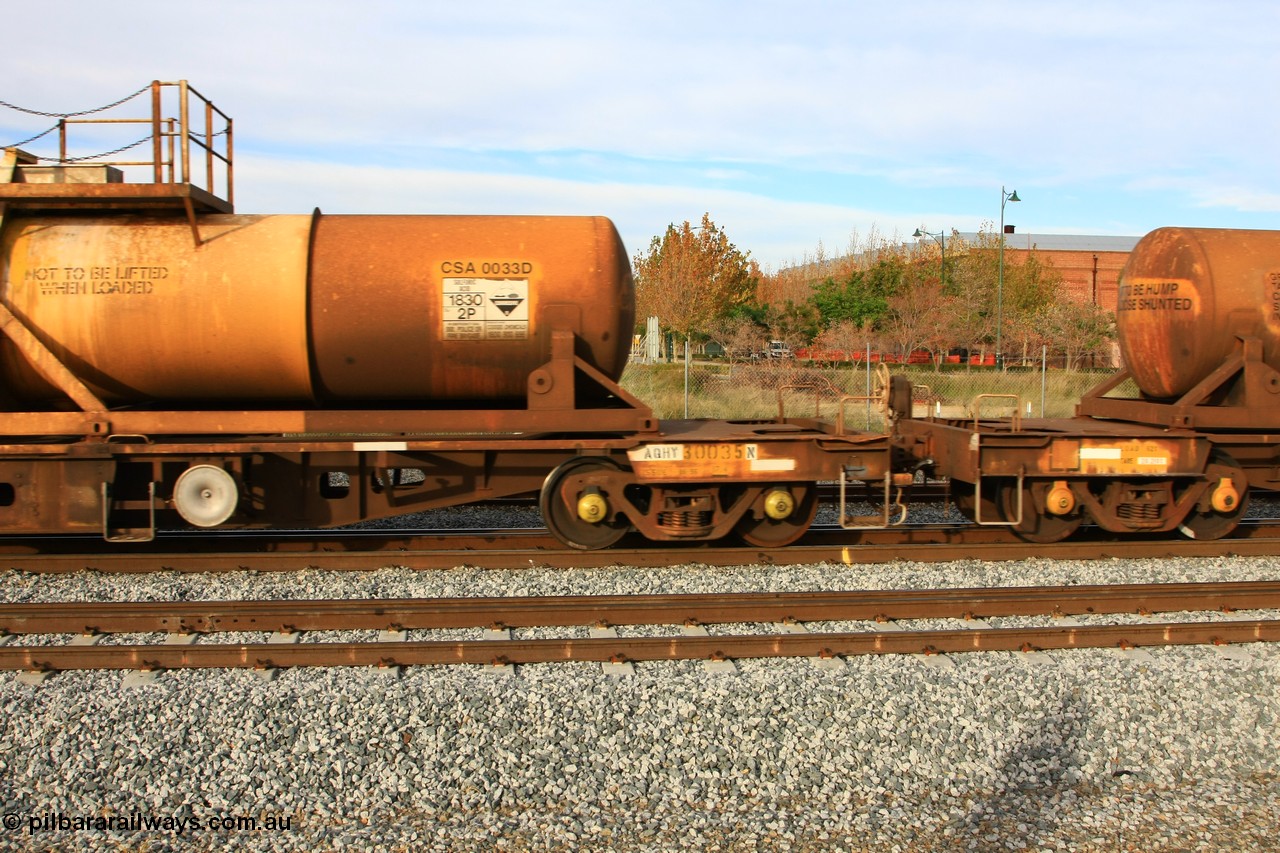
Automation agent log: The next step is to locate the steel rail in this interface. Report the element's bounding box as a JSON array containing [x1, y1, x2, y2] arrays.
[[3, 581, 1280, 634], [4, 522, 1280, 571], [2, 620, 1277, 672]]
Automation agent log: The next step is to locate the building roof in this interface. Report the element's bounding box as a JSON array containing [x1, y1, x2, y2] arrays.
[[955, 232, 1141, 252]]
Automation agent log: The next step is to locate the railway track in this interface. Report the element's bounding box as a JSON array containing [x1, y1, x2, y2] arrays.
[[4, 519, 1280, 572], [3, 581, 1278, 674]]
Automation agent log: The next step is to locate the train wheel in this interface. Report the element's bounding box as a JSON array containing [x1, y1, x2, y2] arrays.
[[1179, 450, 1249, 540], [1000, 480, 1083, 544], [540, 457, 630, 550], [735, 483, 819, 548]]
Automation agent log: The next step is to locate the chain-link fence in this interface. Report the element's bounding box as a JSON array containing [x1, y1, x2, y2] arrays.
[[621, 357, 1128, 429]]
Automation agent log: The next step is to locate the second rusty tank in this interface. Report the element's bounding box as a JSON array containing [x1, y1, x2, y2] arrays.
[[1115, 226, 1280, 400]]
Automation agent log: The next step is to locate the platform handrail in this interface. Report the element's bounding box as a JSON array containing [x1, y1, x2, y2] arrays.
[[19, 80, 233, 207], [971, 393, 1023, 431]]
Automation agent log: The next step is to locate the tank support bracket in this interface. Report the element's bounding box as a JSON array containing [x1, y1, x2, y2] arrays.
[[0, 155, 105, 412], [1078, 337, 1280, 429], [528, 328, 652, 416], [0, 302, 107, 413]]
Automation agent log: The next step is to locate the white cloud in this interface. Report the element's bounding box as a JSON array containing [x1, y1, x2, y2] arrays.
[[236, 154, 920, 269], [4, 0, 1279, 259]]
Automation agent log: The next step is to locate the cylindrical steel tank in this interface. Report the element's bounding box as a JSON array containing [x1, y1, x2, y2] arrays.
[[1116, 227, 1280, 399], [309, 215, 632, 400], [0, 213, 633, 405]]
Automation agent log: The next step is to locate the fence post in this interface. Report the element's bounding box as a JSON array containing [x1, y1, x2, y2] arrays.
[[1041, 344, 1048, 416], [865, 341, 872, 429], [684, 338, 692, 419]]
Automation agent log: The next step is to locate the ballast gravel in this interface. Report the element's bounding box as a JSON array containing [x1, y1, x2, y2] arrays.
[[0, 523, 1278, 851]]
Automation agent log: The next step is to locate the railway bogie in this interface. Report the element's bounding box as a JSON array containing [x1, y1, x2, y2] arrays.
[[896, 414, 1246, 542], [906, 417, 1271, 546]]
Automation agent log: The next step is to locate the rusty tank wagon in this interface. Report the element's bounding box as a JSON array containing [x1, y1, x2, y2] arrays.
[[0, 81, 896, 549]]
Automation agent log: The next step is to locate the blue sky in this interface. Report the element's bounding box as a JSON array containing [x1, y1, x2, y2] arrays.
[[3, 1, 1277, 269]]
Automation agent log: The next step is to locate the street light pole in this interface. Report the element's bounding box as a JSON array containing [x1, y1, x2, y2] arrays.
[[996, 185, 1020, 369], [912, 227, 946, 288]]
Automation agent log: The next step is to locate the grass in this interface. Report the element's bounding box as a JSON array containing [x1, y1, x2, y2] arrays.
[[621, 361, 1120, 422]]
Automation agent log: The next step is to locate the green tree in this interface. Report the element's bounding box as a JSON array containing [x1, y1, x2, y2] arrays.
[[765, 300, 820, 350], [808, 254, 909, 333], [809, 271, 888, 330]]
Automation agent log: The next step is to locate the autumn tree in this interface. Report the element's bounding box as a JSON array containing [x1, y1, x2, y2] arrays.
[[705, 307, 768, 365], [908, 228, 958, 290], [633, 214, 759, 355], [668, 220, 1109, 370], [759, 249, 829, 308], [812, 319, 873, 363], [881, 275, 954, 368], [925, 228, 1061, 365], [941, 230, 998, 359], [1041, 300, 1115, 368]]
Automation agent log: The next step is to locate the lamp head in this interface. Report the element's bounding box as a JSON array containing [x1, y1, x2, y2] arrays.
[[1008, 190, 1021, 203]]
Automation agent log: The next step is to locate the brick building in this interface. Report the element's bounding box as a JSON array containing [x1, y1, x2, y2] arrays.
[[966, 232, 1140, 312]]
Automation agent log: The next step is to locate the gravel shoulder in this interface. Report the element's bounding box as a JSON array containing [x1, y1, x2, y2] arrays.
[[1, 551, 1278, 852]]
